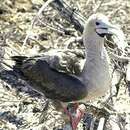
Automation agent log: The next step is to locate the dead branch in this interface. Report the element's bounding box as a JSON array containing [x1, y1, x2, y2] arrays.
[[126, 62, 130, 81], [109, 52, 130, 62], [43, 0, 86, 33], [97, 117, 105, 130]]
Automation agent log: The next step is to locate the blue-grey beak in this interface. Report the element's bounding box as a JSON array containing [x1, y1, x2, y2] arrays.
[[96, 22, 118, 37]]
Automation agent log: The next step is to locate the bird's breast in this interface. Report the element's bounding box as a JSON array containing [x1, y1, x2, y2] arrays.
[[80, 49, 111, 101]]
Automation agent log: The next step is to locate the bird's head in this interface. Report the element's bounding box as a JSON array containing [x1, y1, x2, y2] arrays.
[[84, 13, 118, 38]]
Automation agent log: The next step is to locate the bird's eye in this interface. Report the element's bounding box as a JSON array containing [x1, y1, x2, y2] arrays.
[[96, 22, 100, 25]]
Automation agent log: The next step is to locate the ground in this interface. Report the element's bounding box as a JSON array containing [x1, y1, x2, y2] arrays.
[[0, 0, 130, 130]]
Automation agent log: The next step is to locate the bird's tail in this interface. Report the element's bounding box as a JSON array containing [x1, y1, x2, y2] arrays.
[[11, 56, 28, 70]]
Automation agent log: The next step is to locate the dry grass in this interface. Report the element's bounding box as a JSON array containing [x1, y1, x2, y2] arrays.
[[0, 0, 130, 130]]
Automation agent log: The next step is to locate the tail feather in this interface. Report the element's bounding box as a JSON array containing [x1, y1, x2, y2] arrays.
[[11, 56, 28, 62], [11, 56, 28, 70]]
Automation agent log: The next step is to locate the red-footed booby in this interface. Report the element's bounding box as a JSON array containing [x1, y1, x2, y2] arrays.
[[12, 13, 119, 130]]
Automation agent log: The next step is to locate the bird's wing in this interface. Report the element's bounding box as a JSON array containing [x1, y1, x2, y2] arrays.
[[40, 49, 85, 75], [12, 56, 87, 102], [12, 48, 85, 75]]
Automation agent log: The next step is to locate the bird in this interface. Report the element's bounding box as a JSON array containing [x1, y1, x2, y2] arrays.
[[12, 13, 119, 130]]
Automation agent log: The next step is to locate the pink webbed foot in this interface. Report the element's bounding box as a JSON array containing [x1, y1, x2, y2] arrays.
[[64, 104, 86, 130]]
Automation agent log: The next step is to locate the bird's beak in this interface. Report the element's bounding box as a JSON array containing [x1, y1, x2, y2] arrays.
[[96, 22, 118, 36]]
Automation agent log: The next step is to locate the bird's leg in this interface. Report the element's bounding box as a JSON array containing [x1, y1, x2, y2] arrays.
[[63, 106, 73, 121], [63, 104, 86, 130], [73, 102, 79, 110], [71, 104, 86, 130]]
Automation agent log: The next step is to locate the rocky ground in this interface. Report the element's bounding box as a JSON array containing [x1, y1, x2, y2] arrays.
[[0, 0, 130, 130]]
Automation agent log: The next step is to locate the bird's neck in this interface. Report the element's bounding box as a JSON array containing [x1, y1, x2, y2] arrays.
[[84, 34, 105, 57], [79, 33, 110, 87]]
